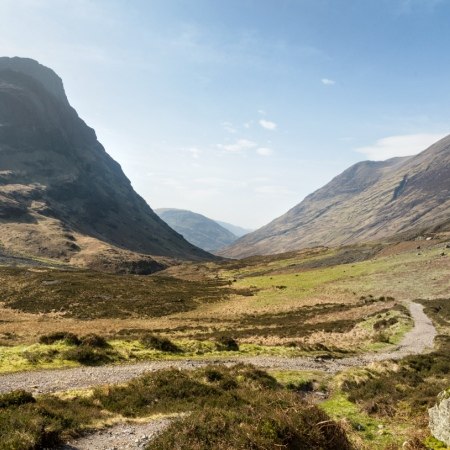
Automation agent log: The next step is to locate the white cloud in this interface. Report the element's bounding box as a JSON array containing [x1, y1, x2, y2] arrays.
[[257, 109, 266, 115], [355, 133, 447, 161], [217, 139, 257, 153], [321, 78, 335, 85], [259, 119, 277, 130], [185, 147, 202, 159], [222, 121, 237, 134], [256, 147, 273, 156]]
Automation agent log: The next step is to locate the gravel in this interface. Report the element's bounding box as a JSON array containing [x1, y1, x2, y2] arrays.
[[0, 301, 435, 396], [0, 301, 436, 449], [58, 418, 173, 450]]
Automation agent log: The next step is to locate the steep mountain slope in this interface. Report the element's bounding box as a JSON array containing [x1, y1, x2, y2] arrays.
[[156, 208, 238, 252], [0, 57, 212, 268], [221, 136, 450, 258], [215, 220, 252, 237]]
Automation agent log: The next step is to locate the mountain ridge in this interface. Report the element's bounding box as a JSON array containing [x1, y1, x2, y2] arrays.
[[155, 208, 239, 252], [220, 135, 450, 258], [0, 57, 213, 270]]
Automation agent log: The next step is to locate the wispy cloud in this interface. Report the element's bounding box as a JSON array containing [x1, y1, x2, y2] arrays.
[[355, 133, 446, 160], [256, 147, 273, 156], [259, 119, 277, 130], [217, 139, 257, 153], [222, 121, 237, 134], [321, 78, 335, 86]]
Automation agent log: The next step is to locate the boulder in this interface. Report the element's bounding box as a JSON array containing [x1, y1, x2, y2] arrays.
[[429, 389, 450, 446]]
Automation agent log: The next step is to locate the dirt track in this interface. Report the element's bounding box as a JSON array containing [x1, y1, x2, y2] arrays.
[[0, 301, 436, 395]]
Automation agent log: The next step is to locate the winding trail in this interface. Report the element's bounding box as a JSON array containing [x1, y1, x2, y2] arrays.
[[0, 301, 436, 395]]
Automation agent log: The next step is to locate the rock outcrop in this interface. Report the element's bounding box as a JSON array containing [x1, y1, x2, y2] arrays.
[[429, 389, 450, 446]]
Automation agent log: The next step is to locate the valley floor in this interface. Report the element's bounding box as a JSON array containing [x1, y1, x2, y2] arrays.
[[0, 233, 449, 449]]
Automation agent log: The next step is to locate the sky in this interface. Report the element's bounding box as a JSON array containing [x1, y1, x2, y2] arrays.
[[1, 0, 450, 228]]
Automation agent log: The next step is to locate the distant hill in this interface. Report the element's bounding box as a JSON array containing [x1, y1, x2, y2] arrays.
[[156, 209, 239, 252], [215, 220, 253, 237], [220, 135, 450, 258], [0, 57, 213, 272]]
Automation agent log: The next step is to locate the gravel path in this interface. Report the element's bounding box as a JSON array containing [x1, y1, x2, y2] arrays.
[[0, 301, 436, 450], [0, 301, 435, 396], [59, 417, 173, 450]]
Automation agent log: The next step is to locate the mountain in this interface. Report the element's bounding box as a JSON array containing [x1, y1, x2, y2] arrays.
[[0, 57, 213, 270], [156, 208, 238, 252], [220, 135, 450, 258], [215, 220, 252, 237]]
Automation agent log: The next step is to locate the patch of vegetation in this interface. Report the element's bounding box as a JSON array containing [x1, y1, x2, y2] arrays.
[[0, 393, 104, 450], [215, 335, 239, 351], [140, 334, 181, 353], [0, 390, 35, 408], [0, 365, 352, 449], [0, 267, 237, 319], [62, 345, 116, 365], [80, 333, 109, 348], [343, 333, 450, 419], [147, 400, 351, 450], [39, 331, 80, 346]]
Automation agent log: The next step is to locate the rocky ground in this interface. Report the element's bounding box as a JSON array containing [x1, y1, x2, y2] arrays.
[[59, 417, 175, 450]]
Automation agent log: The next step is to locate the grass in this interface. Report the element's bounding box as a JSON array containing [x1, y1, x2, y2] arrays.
[[0, 365, 352, 450], [0, 266, 235, 319], [330, 297, 450, 449]]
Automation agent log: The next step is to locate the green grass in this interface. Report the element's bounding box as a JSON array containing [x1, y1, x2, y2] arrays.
[[321, 392, 403, 449]]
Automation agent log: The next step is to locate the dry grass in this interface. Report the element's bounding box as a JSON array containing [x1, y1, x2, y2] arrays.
[[0, 238, 447, 356]]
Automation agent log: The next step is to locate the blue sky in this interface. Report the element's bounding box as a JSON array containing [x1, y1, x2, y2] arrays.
[[1, 0, 449, 228]]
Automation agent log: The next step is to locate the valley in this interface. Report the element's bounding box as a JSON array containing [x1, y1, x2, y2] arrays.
[[0, 55, 449, 450], [0, 232, 449, 449]]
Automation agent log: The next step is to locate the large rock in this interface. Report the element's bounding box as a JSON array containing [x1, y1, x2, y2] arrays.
[[429, 389, 450, 446]]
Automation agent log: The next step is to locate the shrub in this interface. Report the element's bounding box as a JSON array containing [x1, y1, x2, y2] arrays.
[[0, 391, 35, 408], [140, 334, 180, 353], [147, 400, 352, 450], [80, 333, 109, 348], [215, 336, 239, 351], [94, 369, 222, 417], [39, 332, 80, 346], [63, 346, 112, 365]]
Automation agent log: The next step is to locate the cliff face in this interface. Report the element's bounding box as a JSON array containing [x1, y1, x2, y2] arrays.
[[0, 57, 213, 267], [221, 136, 450, 258]]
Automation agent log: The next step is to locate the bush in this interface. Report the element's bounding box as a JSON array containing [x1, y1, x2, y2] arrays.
[[80, 333, 109, 348], [147, 400, 352, 450], [0, 395, 103, 450], [94, 368, 222, 417], [215, 336, 239, 351], [140, 334, 180, 353], [39, 332, 80, 346], [63, 346, 112, 365], [0, 391, 35, 408]]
